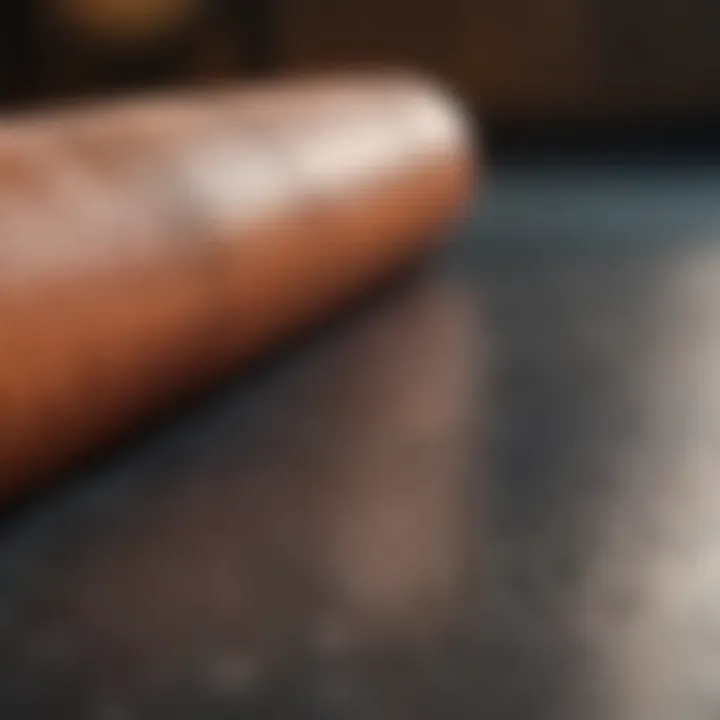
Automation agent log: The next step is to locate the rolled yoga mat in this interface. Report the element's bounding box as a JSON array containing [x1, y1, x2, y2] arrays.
[[0, 73, 477, 499]]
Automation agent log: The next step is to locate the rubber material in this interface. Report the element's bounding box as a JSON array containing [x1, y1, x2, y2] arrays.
[[0, 73, 477, 498]]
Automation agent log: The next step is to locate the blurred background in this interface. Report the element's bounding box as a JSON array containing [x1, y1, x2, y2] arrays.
[[2, 0, 720, 155]]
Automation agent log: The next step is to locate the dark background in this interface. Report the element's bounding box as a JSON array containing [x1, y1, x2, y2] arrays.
[[2, 0, 720, 155]]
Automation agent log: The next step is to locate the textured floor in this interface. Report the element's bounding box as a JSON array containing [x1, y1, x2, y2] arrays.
[[3, 161, 720, 718]]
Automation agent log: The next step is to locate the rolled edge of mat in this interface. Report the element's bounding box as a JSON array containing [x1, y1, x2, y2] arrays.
[[0, 73, 479, 498]]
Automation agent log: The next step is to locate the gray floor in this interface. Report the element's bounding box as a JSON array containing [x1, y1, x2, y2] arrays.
[[3, 161, 720, 719]]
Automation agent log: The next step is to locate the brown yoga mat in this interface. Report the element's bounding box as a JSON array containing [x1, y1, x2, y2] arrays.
[[0, 73, 477, 499]]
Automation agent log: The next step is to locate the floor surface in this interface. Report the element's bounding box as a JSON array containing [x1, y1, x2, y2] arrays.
[[3, 160, 720, 719]]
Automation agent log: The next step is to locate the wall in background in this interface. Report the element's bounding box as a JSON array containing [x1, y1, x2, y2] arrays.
[[280, 0, 720, 122], [1, 0, 719, 123]]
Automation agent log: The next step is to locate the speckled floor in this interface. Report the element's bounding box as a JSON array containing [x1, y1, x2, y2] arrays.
[[3, 161, 720, 719]]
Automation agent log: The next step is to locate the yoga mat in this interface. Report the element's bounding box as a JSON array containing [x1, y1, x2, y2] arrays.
[[0, 72, 477, 499]]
